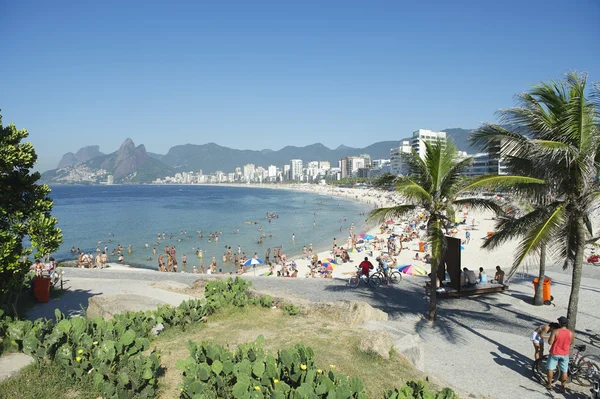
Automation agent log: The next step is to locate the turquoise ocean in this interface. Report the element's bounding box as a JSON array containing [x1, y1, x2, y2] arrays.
[[48, 185, 372, 272]]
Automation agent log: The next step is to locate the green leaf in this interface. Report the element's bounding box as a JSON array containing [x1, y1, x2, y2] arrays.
[[121, 329, 136, 346], [232, 381, 249, 398], [56, 319, 71, 335], [252, 361, 265, 378], [211, 359, 223, 375]]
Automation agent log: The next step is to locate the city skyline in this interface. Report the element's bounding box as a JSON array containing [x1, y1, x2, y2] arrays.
[[2, 0, 599, 172]]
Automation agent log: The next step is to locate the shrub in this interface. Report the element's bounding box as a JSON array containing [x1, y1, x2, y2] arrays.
[[177, 336, 369, 398], [283, 304, 299, 316]]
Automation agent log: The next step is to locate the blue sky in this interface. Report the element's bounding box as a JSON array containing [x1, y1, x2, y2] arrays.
[[1, 0, 599, 172]]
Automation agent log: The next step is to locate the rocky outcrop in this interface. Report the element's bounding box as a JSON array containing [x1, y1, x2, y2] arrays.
[[0, 353, 35, 382], [298, 300, 388, 325], [87, 294, 167, 319], [57, 145, 104, 168], [359, 330, 395, 359]]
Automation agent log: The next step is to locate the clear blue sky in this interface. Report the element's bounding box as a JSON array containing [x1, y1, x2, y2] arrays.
[[2, 0, 599, 172]]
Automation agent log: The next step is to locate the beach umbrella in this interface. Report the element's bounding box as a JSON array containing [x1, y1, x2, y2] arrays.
[[397, 264, 412, 271], [359, 233, 367, 238], [386, 220, 395, 224], [243, 258, 264, 266], [398, 265, 427, 276], [363, 234, 375, 240], [326, 265, 334, 271]]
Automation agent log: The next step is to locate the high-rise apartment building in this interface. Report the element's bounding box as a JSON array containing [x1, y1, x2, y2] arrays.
[[390, 140, 412, 175], [290, 159, 303, 180], [411, 129, 447, 159]]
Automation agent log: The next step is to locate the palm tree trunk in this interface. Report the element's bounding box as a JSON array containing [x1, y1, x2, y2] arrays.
[[567, 220, 585, 333], [429, 257, 437, 321], [427, 218, 441, 321], [533, 244, 546, 306]]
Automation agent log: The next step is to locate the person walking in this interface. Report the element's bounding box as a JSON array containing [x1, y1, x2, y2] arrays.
[[546, 316, 574, 393]]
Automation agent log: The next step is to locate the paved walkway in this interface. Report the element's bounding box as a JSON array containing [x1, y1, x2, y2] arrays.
[[25, 264, 600, 399]]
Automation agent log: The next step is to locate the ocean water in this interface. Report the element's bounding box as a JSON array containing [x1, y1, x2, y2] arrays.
[[48, 185, 372, 272]]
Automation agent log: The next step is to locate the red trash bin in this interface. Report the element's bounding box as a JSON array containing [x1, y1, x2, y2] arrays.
[[533, 277, 552, 302], [33, 277, 51, 303]]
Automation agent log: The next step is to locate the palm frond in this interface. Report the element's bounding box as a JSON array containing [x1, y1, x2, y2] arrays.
[[393, 177, 432, 203], [482, 203, 562, 250], [462, 175, 545, 192], [368, 205, 417, 224], [452, 198, 505, 217], [508, 204, 566, 276], [469, 123, 529, 155], [438, 156, 472, 200], [427, 218, 446, 265], [372, 173, 398, 190]]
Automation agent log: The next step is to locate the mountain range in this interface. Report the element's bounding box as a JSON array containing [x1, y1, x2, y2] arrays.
[[41, 128, 477, 184]]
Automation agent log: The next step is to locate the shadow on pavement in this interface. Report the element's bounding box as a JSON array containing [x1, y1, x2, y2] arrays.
[[25, 288, 99, 321]]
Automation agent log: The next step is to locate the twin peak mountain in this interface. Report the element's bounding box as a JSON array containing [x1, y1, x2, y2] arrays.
[[44, 129, 475, 184]]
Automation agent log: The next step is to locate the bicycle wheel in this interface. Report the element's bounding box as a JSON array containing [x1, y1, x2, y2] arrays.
[[532, 356, 558, 383], [575, 355, 600, 386], [368, 272, 385, 288], [348, 275, 360, 288], [389, 271, 403, 284]]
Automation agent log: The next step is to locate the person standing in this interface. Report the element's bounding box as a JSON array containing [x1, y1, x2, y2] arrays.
[[265, 247, 271, 265], [546, 316, 574, 392]]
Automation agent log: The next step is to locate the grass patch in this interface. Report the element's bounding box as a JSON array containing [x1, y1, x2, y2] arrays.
[[155, 306, 426, 398], [0, 361, 96, 399]]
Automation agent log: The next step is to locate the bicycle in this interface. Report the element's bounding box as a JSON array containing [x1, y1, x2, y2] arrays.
[[388, 269, 403, 284], [591, 367, 600, 399], [532, 344, 600, 387], [348, 267, 384, 288]]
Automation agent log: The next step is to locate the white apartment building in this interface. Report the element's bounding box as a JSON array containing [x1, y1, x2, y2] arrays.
[[267, 165, 277, 181], [411, 129, 447, 159], [290, 159, 303, 181], [319, 161, 331, 170], [243, 164, 255, 181], [390, 140, 412, 175]]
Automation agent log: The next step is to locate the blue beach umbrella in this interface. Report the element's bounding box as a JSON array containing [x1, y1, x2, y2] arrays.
[[363, 234, 375, 240], [244, 258, 264, 266]]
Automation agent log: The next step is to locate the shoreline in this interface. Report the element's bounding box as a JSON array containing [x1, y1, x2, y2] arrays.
[[55, 184, 402, 276]]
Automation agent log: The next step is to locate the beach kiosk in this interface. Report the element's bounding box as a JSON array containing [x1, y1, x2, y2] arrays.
[[430, 236, 507, 297]]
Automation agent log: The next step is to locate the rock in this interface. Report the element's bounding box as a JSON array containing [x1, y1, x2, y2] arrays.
[[151, 281, 191, 292], [299, 300, 388, 325], [359, 330, 395, 359], [151, 322, 165, 336], [0, 353, 35, 382], [87, 294, 167, 319]]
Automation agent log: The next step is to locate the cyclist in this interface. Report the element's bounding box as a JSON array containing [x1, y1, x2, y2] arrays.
[[358, 257, 374, 278], [376, 256, 390, 285], [546, 316, 574, 393]]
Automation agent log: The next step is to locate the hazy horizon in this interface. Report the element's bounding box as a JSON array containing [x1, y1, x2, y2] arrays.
[[2, 0, 599, 172]]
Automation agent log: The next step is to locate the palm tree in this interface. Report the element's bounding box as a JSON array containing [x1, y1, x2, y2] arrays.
[[470, 72, 600, 331], [369, 140, 509, 321]]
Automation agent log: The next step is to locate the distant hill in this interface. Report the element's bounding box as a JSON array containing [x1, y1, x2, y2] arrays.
[[442, 128, 478, 153], [42, 139, 174, 184], [57, 145, 104, 168], [45, 129, 480, 181]]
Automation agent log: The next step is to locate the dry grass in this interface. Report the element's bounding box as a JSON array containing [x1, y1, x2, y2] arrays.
[[155, 306, 425, 398]]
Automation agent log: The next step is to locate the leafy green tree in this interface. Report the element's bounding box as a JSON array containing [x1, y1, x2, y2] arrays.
[[470, 72, 600, 330], [0, 114, 63, 307], [369, 141, 513, 320]]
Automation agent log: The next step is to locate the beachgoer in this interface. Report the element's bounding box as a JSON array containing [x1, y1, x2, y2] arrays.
[[34, 259, 43, 277], [465, 231, 471, 244], [359, 257, 374, 277], [494, 266, 505, 284], [546, 317, 574, 392], [531, 322, 556, 360], [478, 267, 487, 284]]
